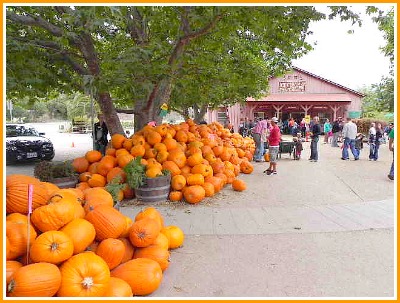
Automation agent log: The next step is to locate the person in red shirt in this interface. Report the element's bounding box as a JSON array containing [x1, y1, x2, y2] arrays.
[[264, 117, 281, 175]]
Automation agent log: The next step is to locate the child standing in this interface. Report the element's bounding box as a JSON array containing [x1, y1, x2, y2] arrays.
[[293, 136, 303, 160], [355, 133, 365, 158]]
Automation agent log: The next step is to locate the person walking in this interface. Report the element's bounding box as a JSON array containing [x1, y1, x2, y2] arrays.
[[300, 118, 307, 138], [264, 117, 281, 175], [323, 119, 332, 144], [368, 122, 377, 161], [93, 113, 109, 155], [252, 118, 268, 162], [341, 117, 359, 160], [388, 127, 394, 180], [331, 117, 342, 147], [309, 116, 321, 162]]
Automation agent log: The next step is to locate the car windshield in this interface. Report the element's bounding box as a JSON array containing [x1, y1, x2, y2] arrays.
[[6, 125, 39, 137]]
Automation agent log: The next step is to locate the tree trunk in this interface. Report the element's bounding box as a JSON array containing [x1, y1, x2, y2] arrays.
[[193, 104, 208, 123], [97, 92, 125, 136], [133, 77, 171, 132]]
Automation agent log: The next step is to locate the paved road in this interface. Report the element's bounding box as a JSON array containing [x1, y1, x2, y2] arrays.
[[6, 127, 396, 298], [120, 139, 396, 298]]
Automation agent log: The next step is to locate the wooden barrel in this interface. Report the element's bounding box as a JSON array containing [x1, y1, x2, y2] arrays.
[[135, 174, 171, 203]]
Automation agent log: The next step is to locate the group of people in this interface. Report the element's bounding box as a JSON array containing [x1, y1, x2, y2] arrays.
[[94, 112, 394, 181], [247, 114, 394, 181]]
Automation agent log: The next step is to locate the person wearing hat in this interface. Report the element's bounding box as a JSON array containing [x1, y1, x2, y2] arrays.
[[264, 117, 281, 175]]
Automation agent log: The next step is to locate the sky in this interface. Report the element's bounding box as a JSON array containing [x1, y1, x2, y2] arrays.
[[292, 4, 393, 91]]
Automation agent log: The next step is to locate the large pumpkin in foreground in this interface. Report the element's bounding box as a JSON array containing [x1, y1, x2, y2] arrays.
[[111, 258, 162, 296], [57, 252, 110, 297], [6, 175, 49, 214], [7, 262, 61, 297]]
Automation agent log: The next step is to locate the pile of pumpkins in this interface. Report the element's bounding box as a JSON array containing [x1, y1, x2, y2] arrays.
[[72, 120, 255, 204], [6, 174, 184, 297]]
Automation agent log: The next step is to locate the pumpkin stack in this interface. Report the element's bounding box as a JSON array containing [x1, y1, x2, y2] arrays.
[[6, 176, 184, 297], [72, 119, 254, 204]]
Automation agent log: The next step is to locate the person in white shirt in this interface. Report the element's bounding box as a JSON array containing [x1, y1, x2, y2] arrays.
[[341, 117, 359, 160]]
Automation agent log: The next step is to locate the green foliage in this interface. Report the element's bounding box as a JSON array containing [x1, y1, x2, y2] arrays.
[[33, 160, 76, 182], [105, 176, 125, 202], [123, 156, 146, 189], [7, 5, 370, 127], [360, 76, 394, 115]]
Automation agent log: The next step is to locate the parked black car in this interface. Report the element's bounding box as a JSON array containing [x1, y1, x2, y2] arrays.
[[6, 124, 55, 164]]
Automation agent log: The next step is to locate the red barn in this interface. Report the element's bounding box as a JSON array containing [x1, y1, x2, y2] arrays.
[[207, 67, 364, 132]]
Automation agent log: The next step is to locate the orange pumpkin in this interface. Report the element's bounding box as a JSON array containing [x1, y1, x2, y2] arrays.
[[122, 138, 133, 150], [133, 245, 170, 271], [202, 182, 215, 197], [106, 148, 116, 156], [120, 216, 134, 238], [186, 173, 204, 186], [146, 130, 162, 146], [169, 191, 183, 202], [130, 144, 146, 157], [171, 175, 186, 191], [162, 160, 181, 177], [57, 252, 110, 297], [106, 167, 126, 184], [161, 225, 185, 249], [183, 185, 205, 204], [96, 156, 116, 176], [85, 150, 103, 163], [6, 260, 23, 285], [134, 207, 164, 229], [240, 160, 254, 174], [96, 238, 126, 270], [60, 218, 96, 255], [87, 173, 106, 188], [72, 157, 90, 173], [29, 231, 74, 264], [152, 232, 170, 250], [7, 262, 62, 297], [6, 175, 49, 214], [85, 205, 127, 241], [111, 258, 162, 296], [163, 137, 178, 151], [119, 237, 135, 263], [146, 166, 163, 178], [232, 179, 247, 191], [129, 218, 160, 248], [31, 199, 76, 233], [103, 277, 133, 297], [111, 134, 126, 149], [117, 154, 134, 169], [167, 149, 187, 168], [41, 181, 60, 196]]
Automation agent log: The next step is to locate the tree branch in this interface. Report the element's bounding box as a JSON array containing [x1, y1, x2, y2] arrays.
[[11, 36, 88, 75], [126, 7, 148, 45], [6, 10, 63, 37], [181, 13, 224, 43]]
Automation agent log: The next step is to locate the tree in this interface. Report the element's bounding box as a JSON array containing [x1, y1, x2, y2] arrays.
[[7, 6, 362, 132], [360, 6, 394, 115]]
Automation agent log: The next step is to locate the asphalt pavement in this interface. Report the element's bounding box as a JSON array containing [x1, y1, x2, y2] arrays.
[[5, 127, 396, 298]]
